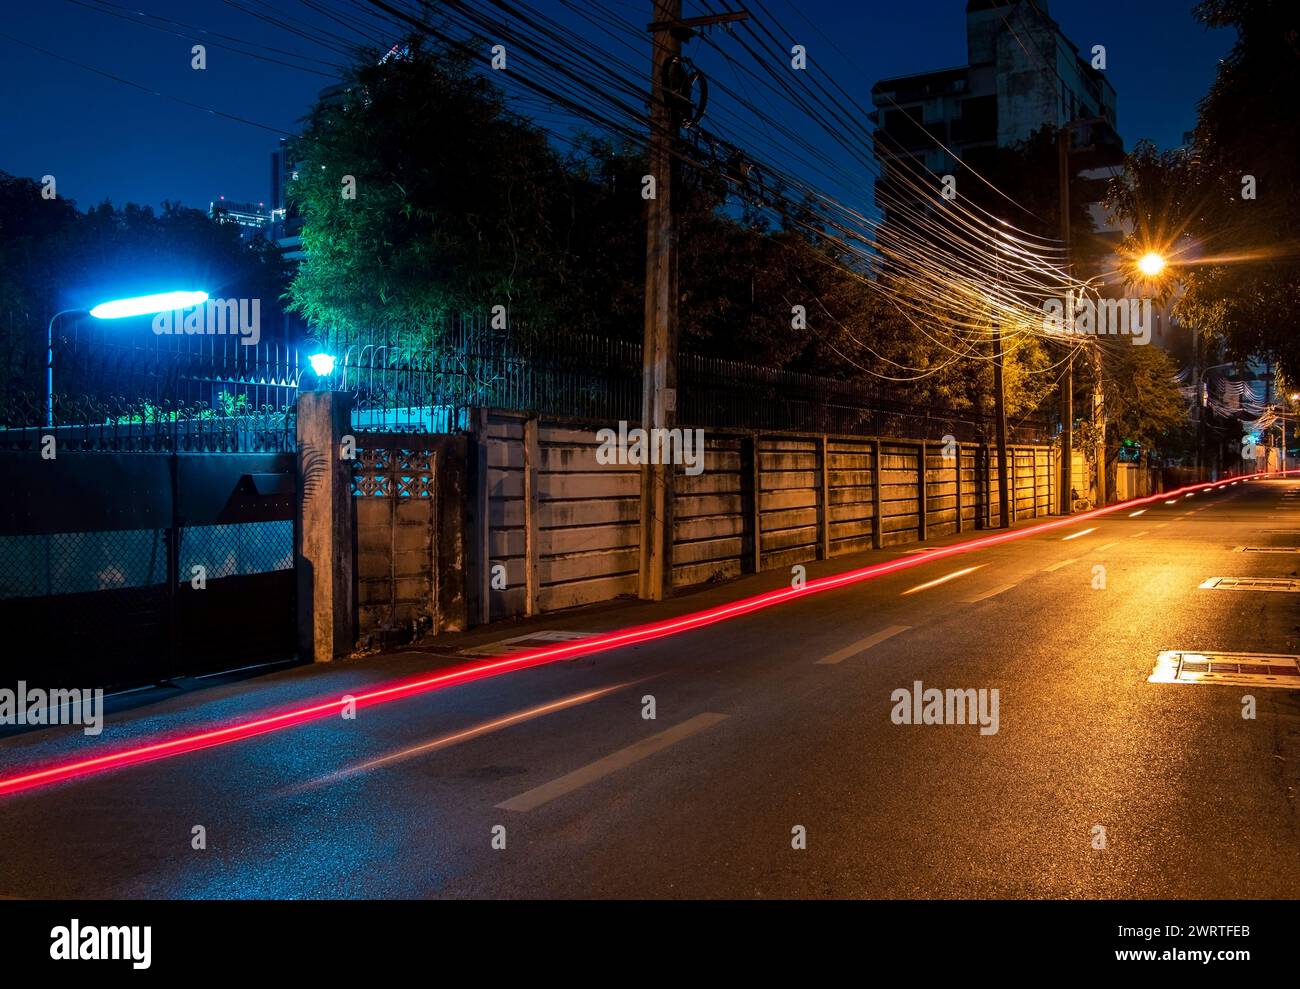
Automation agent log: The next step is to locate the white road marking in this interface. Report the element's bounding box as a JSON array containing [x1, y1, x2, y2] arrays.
[[1094, 541, 1118, 552], [900, 565, 984, 596], [1131, 530, 1149, 538], [1155, 522, 1170, 528], [286, 682, 642, 793], [1043, 557, 1078, 572], [961, 583, 1019, 604], [815, 625, 912, 665], [496, 712, 729, 812], [1062, 527, 1097, 541]]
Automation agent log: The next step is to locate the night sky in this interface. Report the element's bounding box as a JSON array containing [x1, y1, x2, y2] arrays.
[[0, 1, 1232, 213]]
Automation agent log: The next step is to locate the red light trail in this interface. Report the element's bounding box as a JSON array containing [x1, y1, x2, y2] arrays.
[[0, 471, 1288, 798]]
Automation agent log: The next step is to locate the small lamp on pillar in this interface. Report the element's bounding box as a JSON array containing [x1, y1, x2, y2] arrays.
[[300, 349, 338, 392], [308, 352, 337, 377]]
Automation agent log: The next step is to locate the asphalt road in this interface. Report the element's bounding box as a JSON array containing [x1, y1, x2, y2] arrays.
[[2, 478, 1299, 899]]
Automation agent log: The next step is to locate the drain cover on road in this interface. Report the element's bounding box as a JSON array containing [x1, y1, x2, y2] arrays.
[[1199, 576, 1300, 592], [1150, 651, 1300, 687], [459, 630, 599, 657], [1233, 546, 1300, 553]]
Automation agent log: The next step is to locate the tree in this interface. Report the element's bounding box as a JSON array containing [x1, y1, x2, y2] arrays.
[[287, 39, 576, 347], [1096, 344, 1192, 476], [0, 173, 80, 383], [1108, 0, 1300, 379]]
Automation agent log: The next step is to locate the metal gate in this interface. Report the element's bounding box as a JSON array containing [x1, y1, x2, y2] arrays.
[[352, 432, 468, 648], [0, 449, 297, 690]]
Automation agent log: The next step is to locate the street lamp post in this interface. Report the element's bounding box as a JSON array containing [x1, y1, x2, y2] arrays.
[[46, 309, 84, 428], [1287, 394, 1300, 474], [1196, 360, 1242, 477], [992, 223, 1011, 528], [45, 290, 208, 428]]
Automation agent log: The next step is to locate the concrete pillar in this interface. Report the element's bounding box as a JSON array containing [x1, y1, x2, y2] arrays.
[[296, 391, 355, 662], [817, 435, 830, 559], [917, 441, 927, 541], [742, 433, 761, 573], [871, 440, 883, 549], [955, 445, 963, 533], [523, 416, 540, 616], [467, 409, 491, 626]]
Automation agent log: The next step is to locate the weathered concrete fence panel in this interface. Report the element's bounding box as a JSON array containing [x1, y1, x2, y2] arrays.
[[464, 410, 1058, 625], [672, 434, 746, 588], [827, 437, 876, 557]]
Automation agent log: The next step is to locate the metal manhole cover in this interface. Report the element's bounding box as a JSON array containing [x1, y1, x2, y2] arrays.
[[1233, 547, 1300, 553], [1150, 651, 1300, 687], [1199, 576, 1300, 592], [459, 630, 599, 657]]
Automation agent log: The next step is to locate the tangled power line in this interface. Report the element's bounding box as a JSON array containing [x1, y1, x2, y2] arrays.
[[37, 0, 1109, 384]]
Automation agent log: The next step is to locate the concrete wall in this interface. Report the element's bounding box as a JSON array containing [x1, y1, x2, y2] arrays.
[[759, 435, 822, 568], [828, 437, 876, 557], [468, 411, 1057, 623], [480, 412, 528, 620], [472, 411, 641, 621], [537, 423, 641, 611], [673, 434, 747, 587]]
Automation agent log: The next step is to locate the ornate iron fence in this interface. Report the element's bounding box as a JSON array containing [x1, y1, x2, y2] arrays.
[[0, 321, 299, 452], [0, 313, 1052, 451]]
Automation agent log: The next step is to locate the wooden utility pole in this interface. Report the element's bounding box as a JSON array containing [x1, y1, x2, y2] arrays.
[[639, 0, 683, 601], [991, 223, 1011, 529], [1056, 125, 1074, 513], [1057, 118, 1109, 507], [1091, 347, 1106, 502], [991, 321, 1011, 528], [639, 2, 746, 599]]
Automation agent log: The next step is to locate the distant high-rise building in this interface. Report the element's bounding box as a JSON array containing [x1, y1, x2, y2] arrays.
[[208, 197, 270, 241], [269, 84, 352, 265], [870, 0, 1122, 235], [270, 137, 305, 263]]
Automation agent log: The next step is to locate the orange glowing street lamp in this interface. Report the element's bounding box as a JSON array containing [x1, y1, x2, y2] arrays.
[[1136, 251, 1167, 278]]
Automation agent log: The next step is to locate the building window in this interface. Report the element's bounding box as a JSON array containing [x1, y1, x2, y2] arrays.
[[954, 94, 996, 143]]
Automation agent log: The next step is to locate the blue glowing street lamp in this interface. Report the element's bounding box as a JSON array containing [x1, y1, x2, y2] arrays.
[[46, 290, 208, 427], [307, 352, 337, 377]]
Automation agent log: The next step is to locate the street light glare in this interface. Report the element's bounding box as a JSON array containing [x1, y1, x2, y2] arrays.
[[308, 352, 337, 376], [89, 290, 208, 319], [1136, 252, 1166, 277]]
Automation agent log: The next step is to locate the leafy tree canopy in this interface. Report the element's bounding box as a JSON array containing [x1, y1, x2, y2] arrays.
[[1107, 0, 1300, 379]]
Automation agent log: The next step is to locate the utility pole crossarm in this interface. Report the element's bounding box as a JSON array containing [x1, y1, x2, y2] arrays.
[[647, 10, 750, 34]]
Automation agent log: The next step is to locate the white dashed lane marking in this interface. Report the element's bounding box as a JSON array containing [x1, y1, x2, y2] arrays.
[[961, 583, 1019, 604], [814, 625, 912, 665], [495, 713, 729, 812]]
